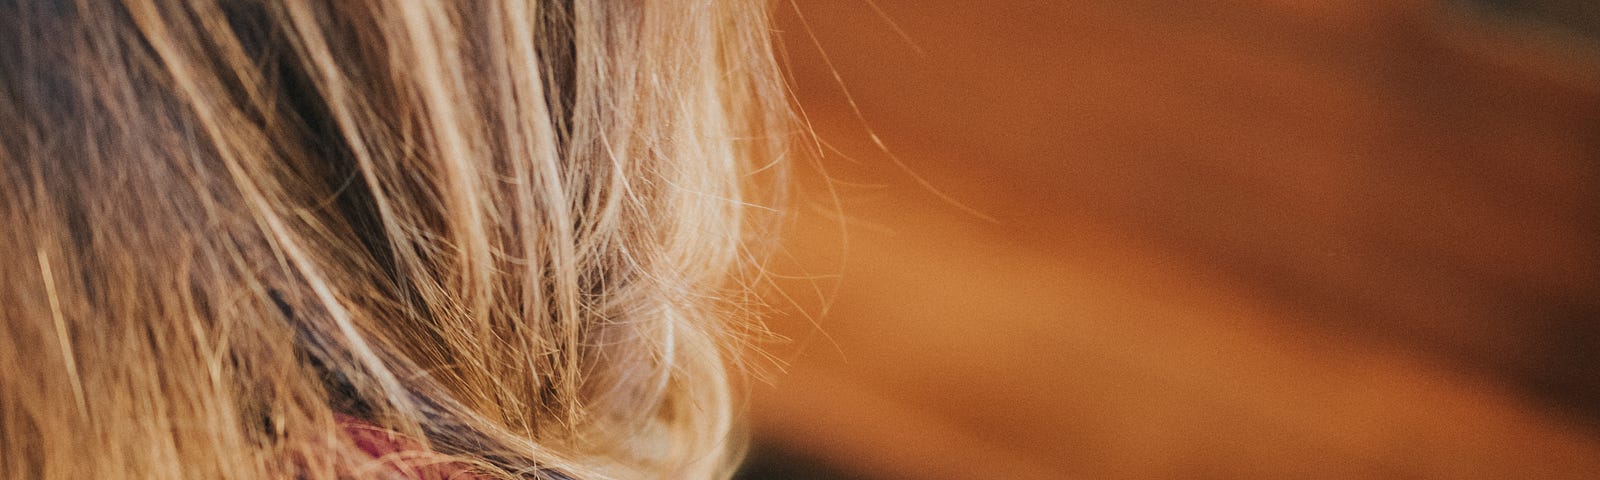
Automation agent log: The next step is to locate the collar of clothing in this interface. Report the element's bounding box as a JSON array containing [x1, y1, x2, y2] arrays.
[[336, 414, 490, 480]]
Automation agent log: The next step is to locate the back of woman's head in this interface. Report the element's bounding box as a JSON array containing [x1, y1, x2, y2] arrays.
[[0, 1, 786, 478]]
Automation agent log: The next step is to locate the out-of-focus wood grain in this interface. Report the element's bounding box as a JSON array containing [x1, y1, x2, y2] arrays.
[[748, 1, 1600, 479]]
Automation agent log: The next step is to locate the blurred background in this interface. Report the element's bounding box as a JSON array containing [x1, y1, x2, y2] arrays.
[[734, 0, 1600, 479]]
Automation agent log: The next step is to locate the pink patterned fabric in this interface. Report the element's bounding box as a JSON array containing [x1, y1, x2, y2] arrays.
[[336, 414, 490, 480]]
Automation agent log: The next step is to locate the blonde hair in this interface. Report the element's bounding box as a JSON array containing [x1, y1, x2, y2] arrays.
[[0, 1, 786, 478]]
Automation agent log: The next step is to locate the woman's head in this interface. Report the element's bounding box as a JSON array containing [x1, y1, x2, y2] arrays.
[[0, 1, 786, 478]]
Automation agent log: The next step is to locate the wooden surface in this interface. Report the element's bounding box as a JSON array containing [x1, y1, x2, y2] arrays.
[[746, 1, 1600, 479]]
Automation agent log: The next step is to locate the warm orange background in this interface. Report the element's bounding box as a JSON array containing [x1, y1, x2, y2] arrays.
[[745, 1, 1600, 479]]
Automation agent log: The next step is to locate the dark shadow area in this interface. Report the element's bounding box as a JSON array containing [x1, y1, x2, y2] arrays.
[[1458, 0, 1600, 44], [735, 442, 872, 480]]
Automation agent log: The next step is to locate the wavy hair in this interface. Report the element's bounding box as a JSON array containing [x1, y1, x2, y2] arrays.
[[0, 0, 786, 478]]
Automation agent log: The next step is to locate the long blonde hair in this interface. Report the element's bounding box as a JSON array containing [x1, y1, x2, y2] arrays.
[[0, 1, 786, 478]]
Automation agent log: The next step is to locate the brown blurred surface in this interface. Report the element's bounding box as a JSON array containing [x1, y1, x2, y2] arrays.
[[746, 1, 1600, 479]]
